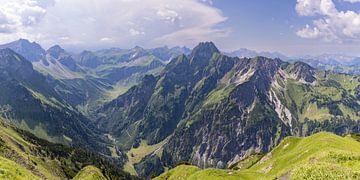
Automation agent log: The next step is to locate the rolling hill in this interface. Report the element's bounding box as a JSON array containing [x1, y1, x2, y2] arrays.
[[155, 132, 360, 179]]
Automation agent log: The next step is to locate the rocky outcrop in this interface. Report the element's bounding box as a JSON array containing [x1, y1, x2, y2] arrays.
[[288, 61, 316, 84]]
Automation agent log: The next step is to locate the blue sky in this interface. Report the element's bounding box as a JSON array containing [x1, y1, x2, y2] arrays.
[[0, 0, 359, 56], [212, 0, 360, 56]]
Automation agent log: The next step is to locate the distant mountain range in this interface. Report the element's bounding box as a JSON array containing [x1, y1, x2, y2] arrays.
[[1, 39, 360, 179], [226, 48, 290, 60], [2, 38, 360, 75], [228, 48, 360, 75]]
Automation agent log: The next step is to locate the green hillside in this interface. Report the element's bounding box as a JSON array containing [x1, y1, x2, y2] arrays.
[[0, 156, 40, 180], [0, 118, 137, 180], [73, 166, 107, 180], [154, 132, 360, 180]]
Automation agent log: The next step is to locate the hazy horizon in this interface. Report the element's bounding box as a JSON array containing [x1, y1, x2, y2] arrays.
[[0, 0, 360, 56]]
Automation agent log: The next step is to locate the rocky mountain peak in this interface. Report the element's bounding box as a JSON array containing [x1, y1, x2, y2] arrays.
[[190, 42, 219, 58], [47, 45, 66, 59], [289, 61, 316, 83], [189, 42, 220, 69], [0, 39, 45, 62], [130, 46, 148, 59], [132, 46, 146, 53]]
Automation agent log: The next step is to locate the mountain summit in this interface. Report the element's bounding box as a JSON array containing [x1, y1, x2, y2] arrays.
[[190, 41, 219, 60], [47, 45, 66, 59], [0, 39, 45, 62]]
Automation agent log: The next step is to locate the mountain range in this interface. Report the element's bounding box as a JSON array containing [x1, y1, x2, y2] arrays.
[[1, 39, 360, 179], [229, 48, 360, 75]]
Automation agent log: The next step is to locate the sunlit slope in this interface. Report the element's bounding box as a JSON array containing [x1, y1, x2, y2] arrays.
[[0, 156, 40, 180], [73, 166, 107, 180], [0, 119, 136, 180], [155, 132, 360, 180]]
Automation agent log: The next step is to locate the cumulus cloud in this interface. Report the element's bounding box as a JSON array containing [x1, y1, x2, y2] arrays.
[[0, 0, 54, 31], [129, 28, 145, 36], [296, 0, 360, 42], [156, 7, 181, 24], [0, 0, 228, 49]]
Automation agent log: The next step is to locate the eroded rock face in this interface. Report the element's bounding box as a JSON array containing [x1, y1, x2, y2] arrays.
[[161, 57, 292, 169], [288, 61, 316, 84], [96, 42, 360, 178], [0, 48, 34, 80], [0, 39, 45, 62]]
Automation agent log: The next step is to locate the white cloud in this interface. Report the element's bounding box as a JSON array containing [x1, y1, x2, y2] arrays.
[[129, 28, 145, 36], [296, 0, 360, 42], [156, 7, 181, 24], [343, 0, 360, 3], [0, 0, 228, 49], [201, 0, 213, 5], [0, 0, 54, 31], [59, 36, 69, 40], [296, 24, 320, 38], [100, 37, 113, 41]]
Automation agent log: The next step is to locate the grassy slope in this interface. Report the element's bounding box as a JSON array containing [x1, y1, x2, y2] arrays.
[[154, 132, 360, 180], [282, 71, 360, 122], [73, 166, 107, 180], [124, 138, 169, 175], [0, 118, 135, 180], [0, 119, 65, 179], [0, 156, 40, 180]]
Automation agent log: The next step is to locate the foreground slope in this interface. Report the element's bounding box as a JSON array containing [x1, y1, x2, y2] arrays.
[[0, 156, 40, 180], [0, 118, 137, 180], [155, 132, 360, 179], [73, 166, 107, 180]]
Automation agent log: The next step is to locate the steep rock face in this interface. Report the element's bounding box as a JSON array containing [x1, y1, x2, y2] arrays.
[[97, 42, 238, 149], [45, 45, 82, 72], [95, 42, 360, 178], [47, 45, 65, 59], [77, 50, 103, 68], [0, 39, 45, 62], [0, 48, 34, 79], [161, 57, 291, 169], [288, 61, 316, 83], [139, 43, 222, 144], [57, 56, 78, 71], [32, 45, 85, 79]]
